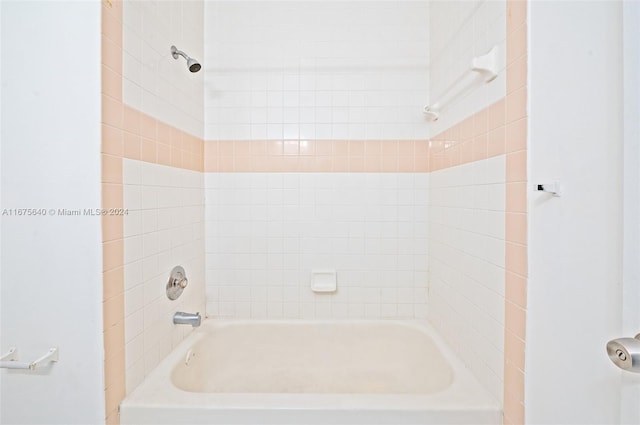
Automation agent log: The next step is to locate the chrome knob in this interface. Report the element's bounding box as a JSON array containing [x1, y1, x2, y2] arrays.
[[178, 276, 189, 289], [166, 266, 188, 300], [606, 333, 640, 373]]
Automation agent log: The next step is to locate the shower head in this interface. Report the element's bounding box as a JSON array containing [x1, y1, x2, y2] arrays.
[[186, 58, 201, 73], [171, 45, 201, 73]]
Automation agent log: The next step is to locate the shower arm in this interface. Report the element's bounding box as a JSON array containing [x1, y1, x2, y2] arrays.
[[171, 46, 188, 60]]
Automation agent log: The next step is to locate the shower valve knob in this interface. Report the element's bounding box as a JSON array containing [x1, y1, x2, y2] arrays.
[[179, 277, 189, 289], [166, 265, 188, 300]]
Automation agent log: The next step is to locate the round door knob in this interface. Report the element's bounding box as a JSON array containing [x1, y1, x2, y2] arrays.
[[606, 337, 640, 373]]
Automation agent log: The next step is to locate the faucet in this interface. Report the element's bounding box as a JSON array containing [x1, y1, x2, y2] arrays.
[[173, 311, 201, 327]]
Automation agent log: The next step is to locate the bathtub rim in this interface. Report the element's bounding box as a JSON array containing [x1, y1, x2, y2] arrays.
[[121, 318, 500, 413]]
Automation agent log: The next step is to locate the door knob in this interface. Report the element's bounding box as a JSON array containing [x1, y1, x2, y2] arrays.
[[606, 333, 640, 373]]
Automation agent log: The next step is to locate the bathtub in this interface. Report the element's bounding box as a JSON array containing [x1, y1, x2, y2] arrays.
[[120, 320, 500, 425]]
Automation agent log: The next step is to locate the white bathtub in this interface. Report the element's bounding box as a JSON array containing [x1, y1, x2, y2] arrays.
[[120, 320, 500, 425]]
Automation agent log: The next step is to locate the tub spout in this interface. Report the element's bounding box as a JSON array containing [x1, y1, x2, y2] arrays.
[[173, 311, 201, 327]]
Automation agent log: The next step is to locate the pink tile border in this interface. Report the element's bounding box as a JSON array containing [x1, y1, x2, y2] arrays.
[[204, 140, 430, 173], [504, 1, 528, 424], [101, 1, 125, 422]]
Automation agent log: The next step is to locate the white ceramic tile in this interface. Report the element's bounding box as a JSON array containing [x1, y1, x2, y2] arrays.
[[124, 260, 144, 292], [428, 156, 506, 404], [427, 1, 507, 138], [122, 0, 204, 138], [205, 172, 429, 320], [124, 308, 144, 347], [124, 236, 143, 265], [123, 160, 205, 396], [124, 285, 144, 317], [203, 1, 429, 140]]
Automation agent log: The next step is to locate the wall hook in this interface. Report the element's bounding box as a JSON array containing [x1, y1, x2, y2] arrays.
[[537, 181, 562, 197]]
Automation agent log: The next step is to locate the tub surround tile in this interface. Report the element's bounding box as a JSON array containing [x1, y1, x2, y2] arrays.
[[104, 372, 125, 424], [507, 0, 527, 34], [487, 128, 507, 158], [488, 99, 507, 132], [428, 154, 507, 404], [507, 56, 528, 95], [204, 2, 428, 142], [102, 96, 124, 129], [122, 0, 203, 139], [102, 65, 123, 102], [102, 1, 529, 424], [506, 119, 528, 153], [205, 172, 430, 321], [102, 125, 125, 157], [103, 267, 125, 301], [204, 140, 431, 173], [505, 271, 527, 310], [122, 160, 205, 397], [428, 0, 507, 138], [507, 24, 527, 65], [102, 154, 124, 184], [426, 4, 528, 416], [102, 36, 122, 77], [104, 347, 125, 395], [504, 387, 526, 425], [103, 239, 124, 273], [505, 213, 527, 245], [506, 182, 527, 213], [506, 88, 527, 124], [506, 150, 527, 182], [102, 214, 124, 243], [503, 6, 528, 422], [104, 293, 125, 330], [102, 1, 205, 422]]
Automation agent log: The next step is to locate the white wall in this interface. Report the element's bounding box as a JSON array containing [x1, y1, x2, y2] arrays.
[[427, 0, 506, 137], [0, 1, 105, 423], [123, 0, 204, 138], [428, 157, 506, 403], [621, 1, 640, 423], [204, 1, 429, 141], [527, 1, 624, 423], [122, 160, 205, 394], [205, 173, 429, 319]]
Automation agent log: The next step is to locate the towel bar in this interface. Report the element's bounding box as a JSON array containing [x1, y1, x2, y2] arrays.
[[0, 347, 59, 370]]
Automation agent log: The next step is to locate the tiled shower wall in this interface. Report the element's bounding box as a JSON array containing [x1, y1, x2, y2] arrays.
[[425, 1, 528, 423], [103, 0, 206, 413], [428, 0, 507, 137], [202, 0, 433, 321], [122, 159, 205, 393], [204, 1, 430, 140], [426, 0, 510, 409], [429, 156, 506, 402], [104, 1, 528, 424], [205, 172, 428, 319], [122, 0, 204, 138]]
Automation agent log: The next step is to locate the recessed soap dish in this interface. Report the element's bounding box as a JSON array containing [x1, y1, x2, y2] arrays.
[[310, 269, 337, 293]]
